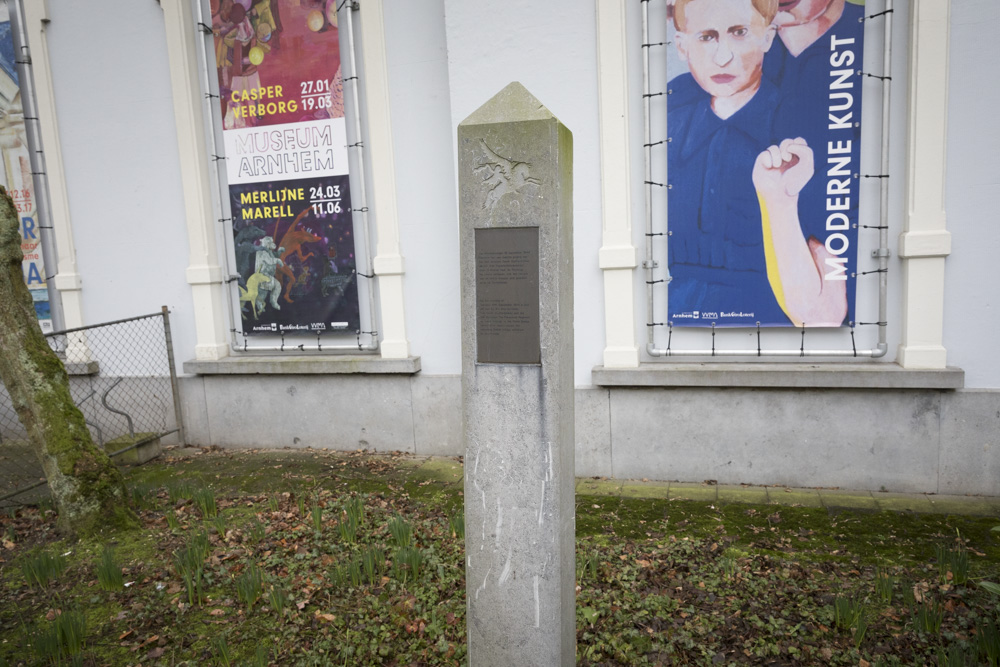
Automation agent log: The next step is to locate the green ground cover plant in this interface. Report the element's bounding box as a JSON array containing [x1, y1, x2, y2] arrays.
[[0, 448, 997, 665]]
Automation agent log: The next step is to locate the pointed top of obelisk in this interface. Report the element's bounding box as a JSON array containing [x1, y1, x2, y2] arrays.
[[460, 81, 558, 127]]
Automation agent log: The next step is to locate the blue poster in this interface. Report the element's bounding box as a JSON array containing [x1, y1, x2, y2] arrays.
[[667, 0, 865, 327]]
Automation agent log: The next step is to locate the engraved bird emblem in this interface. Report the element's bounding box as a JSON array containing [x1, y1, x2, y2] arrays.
[[474, 139, 541, 211]]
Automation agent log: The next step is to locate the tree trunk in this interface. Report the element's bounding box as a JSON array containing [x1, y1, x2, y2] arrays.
[[0, 186, 136, 536]]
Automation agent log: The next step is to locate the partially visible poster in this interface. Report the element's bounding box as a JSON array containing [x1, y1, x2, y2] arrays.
[[212, 0, 359, 335], [0, 11, 50, 333], [666, 0, 865, 328]]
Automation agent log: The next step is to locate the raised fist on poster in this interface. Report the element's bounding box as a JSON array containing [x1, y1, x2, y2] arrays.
[[752, 137, 814, 201]]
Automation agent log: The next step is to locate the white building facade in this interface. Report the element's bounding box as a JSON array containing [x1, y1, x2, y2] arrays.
[[15, 0, 999, 495]]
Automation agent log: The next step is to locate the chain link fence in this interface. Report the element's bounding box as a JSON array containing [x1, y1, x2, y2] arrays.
[[0, 308, 184, 508]]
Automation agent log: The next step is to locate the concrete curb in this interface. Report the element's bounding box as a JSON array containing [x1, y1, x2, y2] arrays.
[[577, 478, 1000, 516]]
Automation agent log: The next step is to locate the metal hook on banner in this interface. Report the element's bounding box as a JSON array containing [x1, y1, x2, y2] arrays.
[[862, 8, 893, 21], [858, 71, 891, 81]]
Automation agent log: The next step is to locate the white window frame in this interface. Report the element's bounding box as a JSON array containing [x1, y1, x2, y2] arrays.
[[160, 0, 411, 361], [595, 0, 951, 371]]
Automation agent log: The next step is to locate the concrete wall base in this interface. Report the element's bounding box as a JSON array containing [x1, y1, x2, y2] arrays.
[[179, 375, 1000, 496]]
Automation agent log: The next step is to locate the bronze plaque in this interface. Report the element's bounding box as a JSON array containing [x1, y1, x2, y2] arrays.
[[475, 227, 540, 364]]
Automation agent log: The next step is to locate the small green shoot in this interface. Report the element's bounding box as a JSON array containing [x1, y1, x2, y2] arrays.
[[347, 558, 363, 587], [235, 564, 264, 611], [393, 546, 423, 583], [976, 613, 1000, 666], [96, 546, 124, 592], [193, 487, 218, 519], [362, 545, 383, 586], [211, 632, 233, 667], [448, 510, 464, 540], [173, 531, 210, 605], [21, 549, 67, 588], [247, 519, 266, 544], [251, 646, 270, 667], [346, 496, 364, 526], [338, 502, 360, 544], [936, 543, 969, 585], [720, 556, 737, 580], [167, 481, 193, 503], [211, 514, 227, 538], [388, 516, 412, 548], [268, 582, 290, 618], [130, 483, 156, 509], [936, 643, 973, 667], [875, 567, 896, 604], [833, 595, 869, 648], [577, 552, 600, 583], [30, 609, 86, 665], [310, 501, 323, 533], [913, 599, 944, 634]]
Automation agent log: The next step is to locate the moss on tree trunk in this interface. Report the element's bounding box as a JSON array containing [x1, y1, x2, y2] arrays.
[[0, 186, 136, 536]]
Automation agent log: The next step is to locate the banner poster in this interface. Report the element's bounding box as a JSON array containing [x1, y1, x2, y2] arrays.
[[0, 14, 51, 333], [666, 0, 865, 327], [212, 0, 360, 336]]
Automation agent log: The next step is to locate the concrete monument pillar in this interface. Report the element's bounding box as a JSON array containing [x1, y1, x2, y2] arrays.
[[458, 82, 575, 666]]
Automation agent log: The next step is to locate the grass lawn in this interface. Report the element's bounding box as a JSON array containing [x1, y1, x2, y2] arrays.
[[0, 447, 998, 666]]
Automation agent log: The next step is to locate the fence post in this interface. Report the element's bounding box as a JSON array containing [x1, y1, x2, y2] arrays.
[[161, 306, 186, 446]]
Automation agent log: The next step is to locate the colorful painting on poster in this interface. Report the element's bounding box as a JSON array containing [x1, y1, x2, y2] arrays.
[[229, 175, 358, 334], [0, 13, 51, 333], [666, 0, 865, 328], [212, 0, 359, 335]]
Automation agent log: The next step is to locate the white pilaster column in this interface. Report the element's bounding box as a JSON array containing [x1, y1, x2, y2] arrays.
[[898, 0, 952, 369], [596, 0, 639, 368], [22, 1, 84, 332], [359, 0, 410, 359], [161, 0, 229, 360]]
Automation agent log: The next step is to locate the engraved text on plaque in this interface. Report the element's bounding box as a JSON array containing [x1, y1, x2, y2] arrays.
[[475, 227, 540, 364]]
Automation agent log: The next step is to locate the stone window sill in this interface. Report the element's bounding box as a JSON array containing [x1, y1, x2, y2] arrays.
[[592, 363, 964, 389], [183, 355, 421, 376]]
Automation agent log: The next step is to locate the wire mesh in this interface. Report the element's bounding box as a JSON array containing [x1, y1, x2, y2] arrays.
[[0, 311, 181, 507]]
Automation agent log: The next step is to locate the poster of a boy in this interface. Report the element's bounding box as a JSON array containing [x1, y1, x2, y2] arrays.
[[667, 0, 847, 327]]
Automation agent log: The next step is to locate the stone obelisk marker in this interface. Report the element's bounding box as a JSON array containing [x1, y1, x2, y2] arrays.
[[458, 82, 575, 666]]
